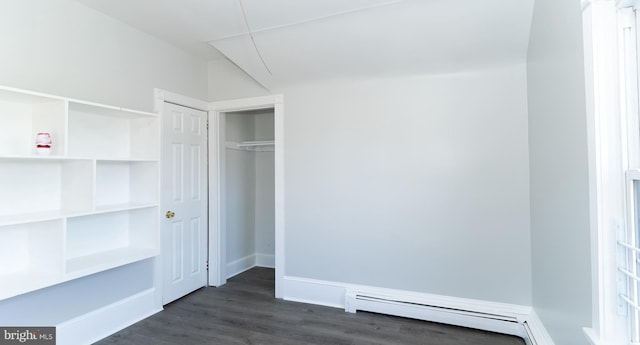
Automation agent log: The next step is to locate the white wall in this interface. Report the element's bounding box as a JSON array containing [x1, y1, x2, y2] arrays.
[[254, 112, 275, 259], [279, 64, 532, 305], [527, 0, 592, 343], [208, 59, 270, 102], [0, 0, 208, 112]]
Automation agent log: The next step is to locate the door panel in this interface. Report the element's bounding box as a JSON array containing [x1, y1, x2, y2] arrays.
[[190, 217, 202, 273], [162, 103, 208, 304], [172, 221, 183, 282]]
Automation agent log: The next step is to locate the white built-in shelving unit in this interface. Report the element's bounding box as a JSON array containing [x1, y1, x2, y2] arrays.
[[0, 86, 160, 302]]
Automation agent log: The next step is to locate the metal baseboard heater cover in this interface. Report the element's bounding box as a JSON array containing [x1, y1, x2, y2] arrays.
[[345, 290, 534, 345]]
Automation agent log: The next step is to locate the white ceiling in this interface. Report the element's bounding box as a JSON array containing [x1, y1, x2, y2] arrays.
[[76, 0, 534, 90]]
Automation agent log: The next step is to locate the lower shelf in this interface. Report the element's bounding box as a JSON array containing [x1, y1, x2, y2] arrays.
[[0, 249, 158, 302], [0, 259, 157, 344], [0, 271, 62, 301], [66, 247, 158, 278], [0, 207, 159, 301]]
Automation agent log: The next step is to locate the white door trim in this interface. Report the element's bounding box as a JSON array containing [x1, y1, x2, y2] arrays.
[[154, 89, 209, 307], [208, 95, 285, 298]]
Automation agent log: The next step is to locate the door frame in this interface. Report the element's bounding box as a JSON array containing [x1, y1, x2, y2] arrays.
[[209, 95, 285, 298], [154, 89, 210, 306]]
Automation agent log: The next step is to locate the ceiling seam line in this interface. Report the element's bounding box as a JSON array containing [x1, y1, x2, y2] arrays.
[[205, 0, 403, 43], [238, 0, 272, 75], [214, 51, 272, 94]]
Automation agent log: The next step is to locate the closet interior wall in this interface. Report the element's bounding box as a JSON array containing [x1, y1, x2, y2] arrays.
[[224, 109, 275, 278]]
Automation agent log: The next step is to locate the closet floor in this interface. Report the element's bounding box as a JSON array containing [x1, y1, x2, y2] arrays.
[[95, 268, 526, 345]]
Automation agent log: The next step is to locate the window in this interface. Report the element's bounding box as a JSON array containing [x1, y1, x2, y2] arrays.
[[583, 1, 640, 344], [618, 4, 640, 343], [620, 173, 640, 342]]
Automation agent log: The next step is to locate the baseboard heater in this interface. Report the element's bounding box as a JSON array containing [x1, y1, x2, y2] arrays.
[[345, 290, 533, 345], [522, 321, 539, 345]]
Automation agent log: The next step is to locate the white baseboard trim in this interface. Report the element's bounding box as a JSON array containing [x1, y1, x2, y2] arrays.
[[282, 276, 347, 308], [227, 254, 257, 279], [523, 311, 555, 345], [283, 276, 555, 345], [584, 328, 599, 345], [256, 253, 275, 268], [56, 288, 161, 345], [227, 253, 276, 278]]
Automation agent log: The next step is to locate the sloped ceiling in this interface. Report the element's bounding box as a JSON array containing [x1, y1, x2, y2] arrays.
[[76, 0, 534, 90]]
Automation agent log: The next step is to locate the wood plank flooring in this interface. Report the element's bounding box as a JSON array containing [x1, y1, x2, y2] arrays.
[[95, 268, 526, 345]]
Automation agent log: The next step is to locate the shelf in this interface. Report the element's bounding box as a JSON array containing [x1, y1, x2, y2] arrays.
[[0, 271, 63, 301], [0, 155, 158, 162], [67, 104, 159, 160], [95, 161, 158, 207], [96, 158, 159, 162], [226, 140, 274, 152], [236, 140, 274, 147], [0, 86, 65, 105], [0, 210, 70, 227], [0, 204, 157, 227], [0, 220, 64, 300], [93, 202, 158, 214], [0, 159, 94, 218], [0, 155, 84, 161], [68, 100, 157, 119], [65, 208, 158, 268], [0, 98, 66, 156], [65, 247, 158, 278], [0, 260, 155, 327]]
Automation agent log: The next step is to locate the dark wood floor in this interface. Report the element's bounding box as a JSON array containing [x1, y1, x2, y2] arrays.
[[95, 268, 526, 345]]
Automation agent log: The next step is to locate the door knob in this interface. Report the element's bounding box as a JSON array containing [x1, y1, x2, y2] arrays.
[[165, 211, 175, 219]]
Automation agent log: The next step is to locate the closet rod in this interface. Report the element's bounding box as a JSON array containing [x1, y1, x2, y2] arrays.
[[235, 140, 274, 147]]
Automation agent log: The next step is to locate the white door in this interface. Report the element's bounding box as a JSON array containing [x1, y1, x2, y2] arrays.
[[161, 102, 208, 304]]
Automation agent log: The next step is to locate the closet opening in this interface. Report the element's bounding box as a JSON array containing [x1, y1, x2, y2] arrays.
[[219, 108, 275, 287]]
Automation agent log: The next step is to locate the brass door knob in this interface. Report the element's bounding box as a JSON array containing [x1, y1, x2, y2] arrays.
[[165, 211, 175, 219]]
